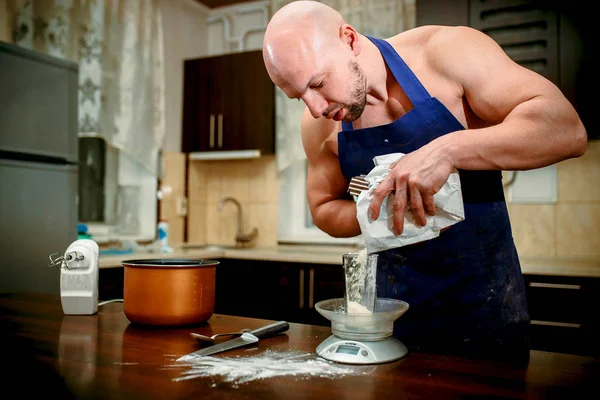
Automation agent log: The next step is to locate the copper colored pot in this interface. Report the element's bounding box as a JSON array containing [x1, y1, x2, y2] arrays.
[[121, 259, 218, 326]]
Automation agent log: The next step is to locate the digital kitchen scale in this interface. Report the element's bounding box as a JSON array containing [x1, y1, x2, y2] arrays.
[[315, 298, 410, 365]]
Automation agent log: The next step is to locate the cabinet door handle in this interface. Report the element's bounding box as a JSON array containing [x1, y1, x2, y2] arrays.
[[528, 282, 581, 290], [209, 114, 215, 149], [217, 113, 223, 148], [308, 267, 314, 309], [299, 268, 304, 309]]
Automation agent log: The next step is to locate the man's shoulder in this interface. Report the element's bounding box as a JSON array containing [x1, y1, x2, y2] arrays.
[[388, 25, 477, 49], [386, 25, 484, 72]]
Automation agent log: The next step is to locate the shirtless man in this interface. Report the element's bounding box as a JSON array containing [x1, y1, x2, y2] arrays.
[[262, 1, 587, 359]]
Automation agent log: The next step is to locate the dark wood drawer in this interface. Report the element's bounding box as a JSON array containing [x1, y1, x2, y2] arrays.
[[525, 278, 587, 324], [523, 274, 600, 356]]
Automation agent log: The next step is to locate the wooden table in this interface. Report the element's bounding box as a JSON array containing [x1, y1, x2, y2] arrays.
[[1, 293, 598, 399]]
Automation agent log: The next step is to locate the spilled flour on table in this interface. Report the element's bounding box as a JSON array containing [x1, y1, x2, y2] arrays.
[[172, 349, 367, 385]]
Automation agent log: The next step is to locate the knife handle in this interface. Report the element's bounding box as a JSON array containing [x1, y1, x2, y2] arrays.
[[250, 321, 289, 339]]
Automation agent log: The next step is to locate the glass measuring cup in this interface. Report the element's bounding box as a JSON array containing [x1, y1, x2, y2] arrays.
[[343, 252, 378, 314]]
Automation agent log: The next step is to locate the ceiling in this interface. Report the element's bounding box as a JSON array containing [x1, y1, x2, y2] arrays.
[[194, 0, 255, 8]]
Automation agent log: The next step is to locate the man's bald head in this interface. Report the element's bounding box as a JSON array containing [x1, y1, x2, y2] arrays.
[[262, 1, 368, 121], [262, 1, 347, 90]]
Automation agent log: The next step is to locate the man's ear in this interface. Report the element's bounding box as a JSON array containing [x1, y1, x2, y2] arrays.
[[340, 24, 361, 56]]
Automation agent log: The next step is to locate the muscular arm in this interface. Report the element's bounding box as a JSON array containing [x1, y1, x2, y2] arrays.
[[370, 26, 587, 234], [430, 26, 587, 171], [301, 107, 361, 238]]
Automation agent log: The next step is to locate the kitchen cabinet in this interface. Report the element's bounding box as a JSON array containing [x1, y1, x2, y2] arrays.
[[523, 274, 600, 357], [213, 264, 600, 356], [97, 259, 600, 357], [213, 259, 343, 326], [181, 50, 275, 154], [416, 0, 596, 139], [98, 266, 124, 301]]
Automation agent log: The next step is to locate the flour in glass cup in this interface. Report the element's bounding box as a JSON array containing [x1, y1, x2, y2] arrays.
[[345, 247, 376, 314]]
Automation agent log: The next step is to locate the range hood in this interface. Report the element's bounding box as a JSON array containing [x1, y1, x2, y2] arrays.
[[188, 150, 261, 161]]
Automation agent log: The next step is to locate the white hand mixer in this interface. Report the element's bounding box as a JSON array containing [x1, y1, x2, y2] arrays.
[[49, 239, 100, 315]]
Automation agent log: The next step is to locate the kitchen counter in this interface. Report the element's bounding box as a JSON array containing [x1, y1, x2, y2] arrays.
[[99, 244, 600, 278], [99, 244, 358, 268], [1, 292, 598, 399]]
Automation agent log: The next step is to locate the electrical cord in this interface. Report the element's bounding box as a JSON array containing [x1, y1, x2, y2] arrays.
[[98, 299, 124, 306]]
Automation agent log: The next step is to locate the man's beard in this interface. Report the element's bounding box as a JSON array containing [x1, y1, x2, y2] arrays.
[[344, 60, 367, 122], [321, 60, 367, 121]]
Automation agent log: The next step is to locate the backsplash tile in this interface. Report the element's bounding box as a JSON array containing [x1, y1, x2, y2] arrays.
[[247, 203, 278, 247], [187, 156, 279, 247], [506, 140, 600, 258], [247, 155, 280, 203], [161, 152, 186, 197], [204, 160, 251, 204], [207, 196, 241, 246], [508, 204, 556, 257], [159, 199, 185, 246], [188, 161, 209, 202], [557, 141, 600, 202], [187, 200, 207, 244], [179, 137, 600, 258], [556, 203, 600, 257], [159, 152, 187, 245]]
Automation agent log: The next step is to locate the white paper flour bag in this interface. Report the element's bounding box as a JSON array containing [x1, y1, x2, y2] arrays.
[[356, 153, 465, 254]]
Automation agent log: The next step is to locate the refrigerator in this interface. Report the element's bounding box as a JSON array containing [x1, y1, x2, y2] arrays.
[[0, 41, 79, 295]]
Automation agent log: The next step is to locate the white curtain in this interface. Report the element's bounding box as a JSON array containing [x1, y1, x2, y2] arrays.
[[269, 0, 416, 173], [7, 0, 165, 176]]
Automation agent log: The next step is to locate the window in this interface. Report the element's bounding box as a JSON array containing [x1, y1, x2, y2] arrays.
[[78, 137, 157, 243], [278, 159, 360, 246]]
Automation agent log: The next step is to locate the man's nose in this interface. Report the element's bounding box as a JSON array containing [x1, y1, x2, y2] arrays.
[[302, 94, 328, 118]]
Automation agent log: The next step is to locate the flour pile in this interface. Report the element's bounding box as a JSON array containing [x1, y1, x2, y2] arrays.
[[173, 349, 365, 384]]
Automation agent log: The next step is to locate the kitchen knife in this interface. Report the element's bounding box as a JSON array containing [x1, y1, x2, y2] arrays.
[[176, 320, 289, 361]]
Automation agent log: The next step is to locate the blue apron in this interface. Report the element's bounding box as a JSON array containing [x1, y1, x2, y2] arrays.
[[338, 37, 530, 360]]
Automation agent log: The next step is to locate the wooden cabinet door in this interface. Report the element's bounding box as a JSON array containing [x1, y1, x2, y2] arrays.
[[235, 51, 275, 153], [303, 264, 345, 327], [214, 259, 303, 322], [182, 56, 217, 153], [181, 51, 275, 153], [207, 55, 225, 151], [218, 51, 275, 153]]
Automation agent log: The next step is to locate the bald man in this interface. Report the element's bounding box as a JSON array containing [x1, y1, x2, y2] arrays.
[[263, 1, 587, 359]]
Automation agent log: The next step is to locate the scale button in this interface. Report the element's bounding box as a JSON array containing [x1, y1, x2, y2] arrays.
[[361, 350, 368, 357]]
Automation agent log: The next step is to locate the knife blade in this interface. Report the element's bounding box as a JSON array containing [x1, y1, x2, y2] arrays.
[[176, 320, 289, 361]]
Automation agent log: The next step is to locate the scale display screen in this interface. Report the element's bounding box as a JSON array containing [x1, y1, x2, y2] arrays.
[[336, 344, 360, 355]]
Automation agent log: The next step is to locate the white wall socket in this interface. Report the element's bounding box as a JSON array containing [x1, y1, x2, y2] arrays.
[[176, 196, 188, 217]]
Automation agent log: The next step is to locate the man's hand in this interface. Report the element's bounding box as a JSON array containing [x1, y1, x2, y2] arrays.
[[368, 145, 455, 235]]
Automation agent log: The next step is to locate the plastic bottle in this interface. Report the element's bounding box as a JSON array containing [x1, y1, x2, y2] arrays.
[[157, 220, 171, 253]]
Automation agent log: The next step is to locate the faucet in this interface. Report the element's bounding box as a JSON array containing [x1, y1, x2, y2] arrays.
[[217, 197, 258, 247]]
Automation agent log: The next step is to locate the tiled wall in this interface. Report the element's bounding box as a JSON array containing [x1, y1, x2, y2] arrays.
[[159, 152, 187, 246], [509, 140, 600, 259], [185, 156, 280, 248], [165, 140, 600, 257]]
